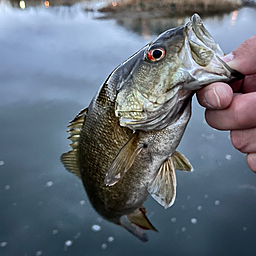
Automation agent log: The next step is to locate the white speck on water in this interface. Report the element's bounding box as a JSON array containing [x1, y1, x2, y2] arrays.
[[101, 243, 107, 249], [171, 217, 177, 223], [0, 160, 5, 166], [79, 200, 85, 205], [74, 232, 81, 239], [4, 185, 10, 190], [35, 251, 43, 256], [181, 205, 186, 210], [201, 133, 215, 140], [65, 240, 73, 247], [52, 229, 58, 235], [243, 227, 248, 231], [92, 224, 101, 232], [187, 195, 191, 200], [107, 236, 114, 243], [181, 227, 186, 232], [191, 218, 197, 224], [45, 181, 53, 187], [215, 200, 221, 206], [97, 217, 103, 222], [0, 242, 7, 247], [197, 206, 202, 211], [225, 154, 232, 160], [204, 194, 209, 199]]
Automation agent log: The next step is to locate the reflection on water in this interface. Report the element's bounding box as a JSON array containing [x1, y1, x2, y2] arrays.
[[115, 16, 186, 39], [0, 2, 256, 256], [3, 0, 84, 8]]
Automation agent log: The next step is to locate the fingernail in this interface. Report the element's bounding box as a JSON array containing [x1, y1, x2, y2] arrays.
[[204, 87, 221, 109], [221, 52, 234, 63]]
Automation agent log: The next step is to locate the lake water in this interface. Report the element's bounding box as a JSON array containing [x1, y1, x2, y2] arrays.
[[1, 2, 256, 255]]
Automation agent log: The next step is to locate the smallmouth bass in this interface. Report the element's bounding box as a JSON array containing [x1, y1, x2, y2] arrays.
[[61, 14, 243, 242]]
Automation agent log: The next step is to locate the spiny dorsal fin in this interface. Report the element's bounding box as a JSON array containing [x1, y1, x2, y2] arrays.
[[104, 132, 143, 186], [60, 107, 88, 179], [127, 207, 157, 231], [148, 158, 177, 209], [171, 151, 193, 172]]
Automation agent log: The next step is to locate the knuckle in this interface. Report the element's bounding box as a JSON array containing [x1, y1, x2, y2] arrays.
[[230, 130, 247, 153], [232, 98, 246, 128], [247, 153, 256, 173]]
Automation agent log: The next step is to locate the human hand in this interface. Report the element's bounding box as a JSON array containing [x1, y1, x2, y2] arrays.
[[196, 35, 256, 173]]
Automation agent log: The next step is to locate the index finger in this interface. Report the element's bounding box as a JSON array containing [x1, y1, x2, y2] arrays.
[[225, 35, 256, 76], [205, 93, 256, 130]]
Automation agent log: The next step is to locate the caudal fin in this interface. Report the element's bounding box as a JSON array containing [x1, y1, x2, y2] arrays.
[[120, 207, 157, 242]]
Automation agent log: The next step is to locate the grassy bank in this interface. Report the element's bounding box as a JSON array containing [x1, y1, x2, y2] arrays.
[[99, 0, 242, 15]]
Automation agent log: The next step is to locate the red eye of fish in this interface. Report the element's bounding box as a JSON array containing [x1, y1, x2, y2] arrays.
[[147, 47, 165, 62]]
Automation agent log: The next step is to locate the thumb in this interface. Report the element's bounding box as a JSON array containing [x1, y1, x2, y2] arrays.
[[222, 35, 256, 76]]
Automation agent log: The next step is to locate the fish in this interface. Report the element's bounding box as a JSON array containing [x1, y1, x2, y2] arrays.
[[61, 14, 244, 242]]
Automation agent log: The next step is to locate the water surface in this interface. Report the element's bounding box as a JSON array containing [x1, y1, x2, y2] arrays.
[[1, 3, 256, 256]]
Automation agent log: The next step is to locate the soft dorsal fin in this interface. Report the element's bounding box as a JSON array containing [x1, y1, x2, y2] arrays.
[[104, 132, 143, 186], [171, 151, 193, 172], [147, 158, 177, 209], [60, 107, 88, 179]]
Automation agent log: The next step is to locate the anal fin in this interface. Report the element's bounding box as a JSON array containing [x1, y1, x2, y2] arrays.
[[171, 151, 193, 172], [148, 158, 177, 209]]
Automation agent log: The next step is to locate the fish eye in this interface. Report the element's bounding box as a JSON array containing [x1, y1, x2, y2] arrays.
[[147, 47, 165, 62]]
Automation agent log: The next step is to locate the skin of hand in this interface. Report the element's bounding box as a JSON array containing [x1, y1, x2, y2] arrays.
[[196, 35, 256, 173]]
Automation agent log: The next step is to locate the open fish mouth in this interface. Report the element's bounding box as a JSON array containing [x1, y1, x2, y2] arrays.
[[186, 14, 244, 82], [184, 13, 224, 67]]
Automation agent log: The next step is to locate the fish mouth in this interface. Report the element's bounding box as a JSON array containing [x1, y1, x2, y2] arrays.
[[185, 13, 224, 66], [178, 13, 236, 90]]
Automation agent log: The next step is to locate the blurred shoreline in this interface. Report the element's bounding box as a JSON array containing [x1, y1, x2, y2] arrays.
[[99, 0, 244, 17], [2, 0, 255, 15]]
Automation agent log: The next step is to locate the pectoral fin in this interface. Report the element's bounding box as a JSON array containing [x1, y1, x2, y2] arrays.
[[148, 158, 177, 209], [104, 132, 143, 186], [171, 151, 193, 172]]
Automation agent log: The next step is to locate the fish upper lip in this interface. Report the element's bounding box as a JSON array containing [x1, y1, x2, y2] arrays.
[[186, 13, 216, 52]]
